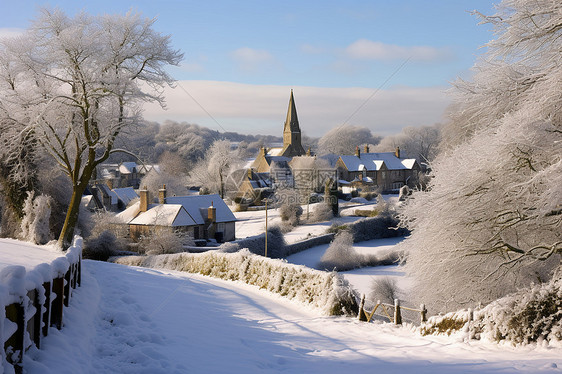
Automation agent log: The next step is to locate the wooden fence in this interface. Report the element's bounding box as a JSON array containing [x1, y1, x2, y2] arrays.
[[1, 241, 82, 373], [357, 294, 427, 325]]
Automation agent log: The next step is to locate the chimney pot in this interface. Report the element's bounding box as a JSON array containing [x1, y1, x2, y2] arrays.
[[158, 184, 167, 204], [139, 187, 149, 212]]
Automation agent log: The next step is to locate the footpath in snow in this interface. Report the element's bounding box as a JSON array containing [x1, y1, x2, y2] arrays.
[[22, 260, 562, 374]]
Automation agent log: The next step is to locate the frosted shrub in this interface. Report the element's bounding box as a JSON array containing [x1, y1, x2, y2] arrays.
[[235, 226, 287, 258], [422, 273, 562, 344], [318, 231, 365, 271], [348, 215, 407, 243], [83, 230, 123, 261], [310, 202, 333, 223], [370, 277, 401, 305], [218, 241, 240, 253], [20, 191, 53, 244], [398, 185, 410, 201], [279, 203, 303, 226], [140, 229, 194, 255]]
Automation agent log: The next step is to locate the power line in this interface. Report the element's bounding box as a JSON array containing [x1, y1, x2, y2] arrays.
[[339, 56, 412, 129], [176, 81, 229, 133]]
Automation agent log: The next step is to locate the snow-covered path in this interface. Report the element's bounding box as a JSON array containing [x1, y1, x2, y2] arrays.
[[23, 260, 562, 373]]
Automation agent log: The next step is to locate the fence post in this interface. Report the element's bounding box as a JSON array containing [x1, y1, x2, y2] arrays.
[[4, 302, 24, 366], [358, 294, 367, 322], [394, 299, 402, 325], [420, 304, 427, 323], [64, 269, 71, 307], [42, 281, 51, 337], [51, 277, 64, 330], [77, 256, 82, 286], [26, 289, 41, 349]]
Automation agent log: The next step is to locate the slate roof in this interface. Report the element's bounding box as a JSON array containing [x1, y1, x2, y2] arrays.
[[165, 194, 237, 224], [339, 152, 417, 172], [112, 187, 139, 206]]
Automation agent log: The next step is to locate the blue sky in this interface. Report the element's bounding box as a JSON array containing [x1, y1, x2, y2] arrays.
[[0, 1, 498, 137]]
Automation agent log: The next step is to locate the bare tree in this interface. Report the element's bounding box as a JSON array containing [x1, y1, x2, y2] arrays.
[[0, 9, 182, 248], [401, 0, 562, 312]]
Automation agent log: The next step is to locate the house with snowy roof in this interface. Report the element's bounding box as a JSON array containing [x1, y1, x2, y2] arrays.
[[95, 162, 157, 190], [226, 168, 273, 203], [336, 146, 421, 192], [117, 186, 236, 242]]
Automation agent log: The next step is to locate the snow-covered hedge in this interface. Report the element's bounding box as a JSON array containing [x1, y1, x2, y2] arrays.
[[113, 249, 359, 316], [235, 226, 287, 258], [329, 214, 409, 243], [421, 274, 562, 345]]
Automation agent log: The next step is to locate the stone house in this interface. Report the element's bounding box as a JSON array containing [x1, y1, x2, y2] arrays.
[[335, 146, 420, 192], [117, 186, 236, 243]]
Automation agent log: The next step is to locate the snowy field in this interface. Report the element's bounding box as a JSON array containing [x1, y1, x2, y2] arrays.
[[234, 201, 367, 243], [22, 260, 562, 374], [286, 236, 409, 297]]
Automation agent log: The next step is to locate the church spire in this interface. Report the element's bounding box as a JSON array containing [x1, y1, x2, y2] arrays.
[[284, 89, 300, 134], [281, 90, 306, 157]]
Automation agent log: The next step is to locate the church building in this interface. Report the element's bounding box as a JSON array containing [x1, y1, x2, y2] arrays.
[[251, 90, 307, 174]]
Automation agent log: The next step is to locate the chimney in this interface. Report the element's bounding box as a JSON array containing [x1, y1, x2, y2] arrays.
[[247, 168, 253, 179], [306, 147, 311, 156], [364, 144, 370, 153], [208, 201, 217, 223], [139, 186, 149, 212], [105, 178, 114, 190], [395, 146, 401, 158], [158, 184, 167, 204], [355, 146, 360, 157]]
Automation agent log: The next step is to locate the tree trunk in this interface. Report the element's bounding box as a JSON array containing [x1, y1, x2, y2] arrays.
[[58, 188, 84, 250], [57, 166, 95, 249]]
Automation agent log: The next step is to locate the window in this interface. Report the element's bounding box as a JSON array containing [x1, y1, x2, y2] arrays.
[[217, 223, 225, 232]]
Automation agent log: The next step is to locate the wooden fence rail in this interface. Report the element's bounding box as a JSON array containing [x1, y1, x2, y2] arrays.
[[357, 294, 427, 325], [1, 247, 82, 373]]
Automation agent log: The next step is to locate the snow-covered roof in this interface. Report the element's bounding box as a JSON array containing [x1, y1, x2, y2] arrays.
[[166, 194, 236, 224], [339, 153, 417, 172], [119, 162, 138, 174], [267, 147, 284, 157], [138, 164, 160, 174], [116, 201, 144, 223], [112, 187, 138, 206], [401, 159, 417, 169], [129, 204, 197, 227]]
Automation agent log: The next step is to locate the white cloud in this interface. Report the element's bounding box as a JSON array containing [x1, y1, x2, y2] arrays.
[[0, 28, 25, 39], [143, 81, 450, 137], [345, 39, 453, 62], [230, 47, 273, 71]]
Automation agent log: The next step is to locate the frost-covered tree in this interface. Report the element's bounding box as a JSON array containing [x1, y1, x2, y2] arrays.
[[189, 139, 241, 198], [20, 191, 52, 244], [373, 124, 441, 163], [0, 9, 182, 248], [402, 0, 562, 312], [317, 125, 380, 156]]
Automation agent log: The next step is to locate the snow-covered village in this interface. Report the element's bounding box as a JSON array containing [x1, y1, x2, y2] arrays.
[[0, 1, 560, 373]]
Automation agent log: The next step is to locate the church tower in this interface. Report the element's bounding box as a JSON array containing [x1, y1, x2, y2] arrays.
[[281, 90, 306, 157]]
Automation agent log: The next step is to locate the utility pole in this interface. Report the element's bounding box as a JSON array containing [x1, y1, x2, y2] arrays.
[[264, 198, 268, 257]]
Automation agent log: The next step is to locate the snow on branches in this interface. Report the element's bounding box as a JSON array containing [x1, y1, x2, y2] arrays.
[[401, 0, 562, 312]]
